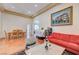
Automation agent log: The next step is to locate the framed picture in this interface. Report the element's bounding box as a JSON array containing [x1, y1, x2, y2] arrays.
[[51, 6, 73, 26]]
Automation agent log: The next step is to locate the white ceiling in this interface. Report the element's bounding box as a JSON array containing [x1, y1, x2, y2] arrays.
[[1, 3, 50, 16]]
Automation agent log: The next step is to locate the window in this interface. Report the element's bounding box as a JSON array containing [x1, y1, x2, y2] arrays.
[[34, 20, 40, 31]]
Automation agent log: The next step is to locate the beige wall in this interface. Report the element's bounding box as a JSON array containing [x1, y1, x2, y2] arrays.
[[0, 11, 1, 37], [0, 12, 32, 37], [33, 3, 79, 35], [0, 3, 79, 38]]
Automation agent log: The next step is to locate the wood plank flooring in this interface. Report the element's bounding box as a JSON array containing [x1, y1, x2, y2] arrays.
[[0, 39, 26, 55]]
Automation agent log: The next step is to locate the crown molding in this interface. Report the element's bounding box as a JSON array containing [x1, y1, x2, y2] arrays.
[[4, 9, 33, 19], [32, 3, 60, 18], [0, 3, 60, 19], [0, 7, 33, 19]]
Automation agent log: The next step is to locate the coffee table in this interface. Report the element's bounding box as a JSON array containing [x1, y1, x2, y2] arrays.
[[25, 42, 65, 55]]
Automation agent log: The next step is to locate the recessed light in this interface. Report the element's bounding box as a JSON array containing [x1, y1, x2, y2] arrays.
[[28, 11, 31, 14], [11, 6, 15, 8], [34, 4, 38, 7]]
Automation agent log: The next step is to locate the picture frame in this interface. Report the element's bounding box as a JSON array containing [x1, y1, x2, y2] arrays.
[[51, 6, 73, 26]]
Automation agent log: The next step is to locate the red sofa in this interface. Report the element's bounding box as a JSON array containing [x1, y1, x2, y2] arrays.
[[48, 32, 79, 55]]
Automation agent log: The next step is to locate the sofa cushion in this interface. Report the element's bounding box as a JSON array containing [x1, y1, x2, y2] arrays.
[[49, 38, 79, 52], [70, 39, 79, 44], [51, 32, 70, 41], [50, 32, 79, 43]]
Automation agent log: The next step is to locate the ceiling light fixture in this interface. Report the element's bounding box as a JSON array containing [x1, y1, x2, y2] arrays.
[[34, 4, 38, 7], [11, 6, 15, 8], [28, 11, 31, 14]]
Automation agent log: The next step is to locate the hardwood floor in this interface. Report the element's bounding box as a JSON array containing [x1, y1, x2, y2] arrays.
[[0, 39, 75, 55], [0, 39, 26, 55]]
